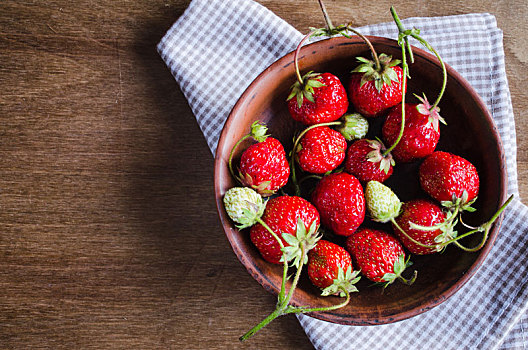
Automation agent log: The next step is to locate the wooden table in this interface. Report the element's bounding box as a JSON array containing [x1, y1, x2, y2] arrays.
[[1, 1, 526, 348]]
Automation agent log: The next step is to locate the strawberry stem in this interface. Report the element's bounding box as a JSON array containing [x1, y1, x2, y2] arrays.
[[228, 134, 251, 182], [290, 288, 351, 313], [283, 245, 305, 305], [239, 282, 352, 341], [255, 217, 288, 302], [382, 33, 408, 156], [390, 7, 447, 111], [239, 244, 306, 342], [409, 35, 446, 111], [390, 212, 454, 250], [239, 309, 282, 342], [293, 32, 315, 85], [398, 270, 418, 285], [290, 121, 342, 196], [451, 194, 513, 252], [298, 174, 323, 186], [391, 194, 514, 251], [344, 25, 381, 72], [317, 0, 334, 32]]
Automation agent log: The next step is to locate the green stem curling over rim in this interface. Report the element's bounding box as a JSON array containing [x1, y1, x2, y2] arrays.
[[293, 31, 316, 86], [342, 25, 381, 71], [383, 33, 408, 156], [383, 7, 449, 157], [317, 0, 334, 32], [391, 195, 514, 252], [390, 6, 447, 111]]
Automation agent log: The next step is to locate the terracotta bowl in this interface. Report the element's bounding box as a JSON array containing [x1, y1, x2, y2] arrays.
[[214, 36, 507, 325]]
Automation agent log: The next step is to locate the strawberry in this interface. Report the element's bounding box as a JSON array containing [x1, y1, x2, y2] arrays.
[[307, 240, 360, 296], [336, 113, 369, 141], [310, 172, 365, 236], [392, 199, 448, 255], [250, 196, 320, 265], [419, 151, 480, 210], [348, 54, 404, 118], [223, 187, 266, 229], [344, 139, 394, 183], [287, 72, 348, 125], [239, 137, 290, 196], [345, 228, 416, 286], [382, 94, 446, 163], [296, 126, 347, 174], [364, 180, 401, 223]]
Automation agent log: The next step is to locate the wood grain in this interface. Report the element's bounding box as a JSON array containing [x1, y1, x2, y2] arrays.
[[0, 1, 526, 349]]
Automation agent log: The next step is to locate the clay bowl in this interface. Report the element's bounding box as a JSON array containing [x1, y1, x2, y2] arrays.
[[214, 36, 507, 325]]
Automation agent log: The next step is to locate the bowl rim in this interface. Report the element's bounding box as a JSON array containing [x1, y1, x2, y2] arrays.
[[213, 35, 508, 325]]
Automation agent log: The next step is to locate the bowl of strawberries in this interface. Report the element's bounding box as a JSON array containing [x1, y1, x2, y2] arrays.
[[214, 10, 509, 338]]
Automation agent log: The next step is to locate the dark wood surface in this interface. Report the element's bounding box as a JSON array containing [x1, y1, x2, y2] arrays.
[[0, 1, 526, 349]]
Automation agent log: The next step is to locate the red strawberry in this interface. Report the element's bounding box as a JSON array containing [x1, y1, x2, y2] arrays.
[[344, 139, 394, 183], [250, 196, 319, 264], [419, 151, 480, 209], [382, 95, 446, 163], [287, 72, 348, 125], [307, 240, 360, 296], [239, 137, 290, 196], [311, 172, 365, 236], [348, 54, 404, 118], [307, 240, 353, 289], [296, 126, 347, 174], [345, 228, 416, 286], [392, 199, 447, 255]]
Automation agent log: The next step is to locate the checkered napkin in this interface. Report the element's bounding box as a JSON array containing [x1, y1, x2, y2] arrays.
[[157, 0, 528, 348]]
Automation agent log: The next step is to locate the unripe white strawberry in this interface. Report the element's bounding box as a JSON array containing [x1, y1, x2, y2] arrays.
[[365, 181, 401, 223], [223, 187, 265, 229]]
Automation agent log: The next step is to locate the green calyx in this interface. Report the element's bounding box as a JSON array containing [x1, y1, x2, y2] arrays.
[[309, 23, 350, 38], [281, 218, 322, 269], [287, 71, 325, 108], [337, 113, 369, 141], [408, 210, 458, 252], [352, 53, 401, 92], [223, 187, 266, 229], [365, 181, 401, 223], [237, 172, 275, 196], [321, 266, 361, 297], [250, 120, 269, 142], [441, 190, 477, 213], [366, 139, 395, 175], [380, 254, 417, 287]]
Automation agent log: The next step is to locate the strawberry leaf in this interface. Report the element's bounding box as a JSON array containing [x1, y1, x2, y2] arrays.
[[280, 217, 321, 269], [282, 232, 298, 246], [321, 266, 361, 297], [356, 56, 371, 64], [250, 121, 269, 142], [296, 93, 303, 109], [287, 71, 325, 109]]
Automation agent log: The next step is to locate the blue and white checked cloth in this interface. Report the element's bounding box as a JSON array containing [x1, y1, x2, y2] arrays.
[[158, 0, 527, 348]]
